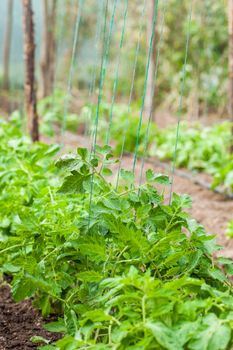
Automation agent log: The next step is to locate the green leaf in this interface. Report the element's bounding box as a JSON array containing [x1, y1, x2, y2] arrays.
[[30, 336, 50, 344], [78, 270, 102, 282], [208, 268, 226, 282], [44, 144, 60, 157], [39, 295, 52, 317], [96, 144, 112, 155], [3, 263, 21, 273], [81, 309, 113, 325], [77, 147, 88, 160], [59, 171, 90, 194], [55, 154, 81, 171], [101, 167, 113, 176], [12, 277, 36, 302], [189, 314, 231, 350], [146, 322, 184, 350], [90, 157, 98, 167], [217, 257, 233, 265], [78, 243, 106, 262], [44, 320, 66, 333], [146, 170, 170, 184], [172, 193, 192, 208], [120, 169, 135, 183], [55, 336, 79, 349]]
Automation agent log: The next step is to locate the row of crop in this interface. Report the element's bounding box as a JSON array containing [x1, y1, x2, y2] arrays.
[[38, 94, 233, 240], [35, 95, 233, 236], [81, 102, 233, 235], [1, 116, 233, 349]]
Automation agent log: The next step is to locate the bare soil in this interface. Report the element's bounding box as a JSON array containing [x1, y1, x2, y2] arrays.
[[0, 284, 61, 350]]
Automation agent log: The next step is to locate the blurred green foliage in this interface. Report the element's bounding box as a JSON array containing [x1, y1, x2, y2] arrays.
[[0, 0, 229, 116], [150, 121, 233, 193], [38, 89, 80, 136], [155, 0, 228, 112], [100, 0, 228, 114]]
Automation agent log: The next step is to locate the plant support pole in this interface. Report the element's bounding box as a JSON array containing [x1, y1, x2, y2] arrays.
[[22, 0, 39, 141], [145, 0, 156, 119], [229, 0, 233, 153], [3, 0, 14, 91]]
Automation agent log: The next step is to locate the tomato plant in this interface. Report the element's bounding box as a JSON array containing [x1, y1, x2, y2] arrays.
[[1, 117, 233, 349]]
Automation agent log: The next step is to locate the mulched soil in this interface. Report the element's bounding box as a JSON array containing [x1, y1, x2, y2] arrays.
[[0, 284, 61, 350]]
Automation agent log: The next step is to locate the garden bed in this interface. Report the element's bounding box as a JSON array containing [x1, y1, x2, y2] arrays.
[[0, 284, 60, 350]]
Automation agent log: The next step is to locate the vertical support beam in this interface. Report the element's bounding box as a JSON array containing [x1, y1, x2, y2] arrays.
[[3, 0, 14, 90], [22, 0, 39, 141], [228, 0, 233, 152]]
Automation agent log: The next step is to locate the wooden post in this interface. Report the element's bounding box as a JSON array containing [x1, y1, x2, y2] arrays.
[[40, 0, 57, 98], [3, 0, 14, 90], [22, 0, 39, 141], [228, 0, 233, 152]]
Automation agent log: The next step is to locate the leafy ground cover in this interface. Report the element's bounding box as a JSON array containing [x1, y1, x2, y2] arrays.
[[1, 116, 233, 349], [151, 122, 233, 194]]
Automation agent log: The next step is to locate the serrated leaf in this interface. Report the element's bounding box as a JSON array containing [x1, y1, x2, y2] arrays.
[[120, 169, 135, 183], [208, 268, 226, 282], [96, 144, 112, 154], [146, 170, 170, 184], [172, 193, 192, 209], [78, 270, 102, 282], [59, 171, 90, 194]]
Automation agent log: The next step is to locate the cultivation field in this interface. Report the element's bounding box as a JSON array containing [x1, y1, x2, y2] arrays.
[[2, 0, 233, 349], [0, 115, 233, 349], [1, 147, 233, 349]]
